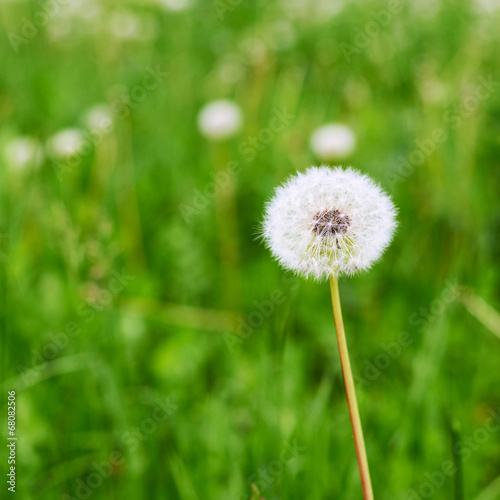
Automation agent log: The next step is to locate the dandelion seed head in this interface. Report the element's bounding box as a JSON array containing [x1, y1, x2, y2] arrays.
[[197, 100, 242, 140], [47, 128, 85, 158], [262, 166, 397, 280], [4, 137, 44, 172], [310, 124, 356, 160], [85, 105, 113, 131]]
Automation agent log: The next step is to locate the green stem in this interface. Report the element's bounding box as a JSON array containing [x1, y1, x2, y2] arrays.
[[329, 275, 374, 500]]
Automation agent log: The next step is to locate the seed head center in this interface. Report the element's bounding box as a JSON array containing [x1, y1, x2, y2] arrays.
[[311, 209, 351, 236]]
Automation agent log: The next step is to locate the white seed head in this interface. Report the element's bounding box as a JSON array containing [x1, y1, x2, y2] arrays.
[[262, 166, 397, 280], [4, 137, 44, 172], [197, 100, 242, 140], [310, 123, 356, 159], [84, 105, 114, 131], [47, 128, 85, 158]]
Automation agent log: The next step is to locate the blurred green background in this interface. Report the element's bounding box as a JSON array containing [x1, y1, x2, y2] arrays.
[[1, 0, 500, 499]]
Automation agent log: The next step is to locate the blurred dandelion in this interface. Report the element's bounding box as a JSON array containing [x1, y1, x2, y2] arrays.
[[47, 128, 86, 159], [310, 124, 356, 160], [84, 105, 114, 131], [197, 100, 242, 141], [262, 166, 397, 500], [4, 136, 44, 173]]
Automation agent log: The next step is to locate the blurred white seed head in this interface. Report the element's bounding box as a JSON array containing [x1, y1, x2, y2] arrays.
[[262, 166, 397, 280], [47, 128, 85, 158], [84, 105, 114, 131], [4, 137, 44, 172], [197, 100, 242, 140], [310, 124, 356, 160]]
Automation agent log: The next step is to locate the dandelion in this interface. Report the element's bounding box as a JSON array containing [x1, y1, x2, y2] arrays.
[[84, 105, 114, 132], [310, 123, 356, 160], [263, 166, 396, 280], [197, 100, 242, 141], [4, 136, 44, 173], [47, 128, 86, 159], [261, 166, 397, 500]]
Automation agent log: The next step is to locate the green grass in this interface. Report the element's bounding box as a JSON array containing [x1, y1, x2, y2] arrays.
[[1, 0, 500, 499]]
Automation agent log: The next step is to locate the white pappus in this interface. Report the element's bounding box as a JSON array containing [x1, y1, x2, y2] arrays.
[[310, 124, 356, 160], [197, 100, 242, 141], [262, 166, 397, 280]]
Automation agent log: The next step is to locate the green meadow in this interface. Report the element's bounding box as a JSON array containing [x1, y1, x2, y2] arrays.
[[1, 0, 500, 498]]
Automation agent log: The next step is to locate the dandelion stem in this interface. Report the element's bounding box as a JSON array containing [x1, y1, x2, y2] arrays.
[[329, 275, 374, 500]]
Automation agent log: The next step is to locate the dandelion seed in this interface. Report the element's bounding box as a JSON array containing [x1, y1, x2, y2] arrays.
[[310, 124, 356, 160], [197, 100, 242, 140]]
